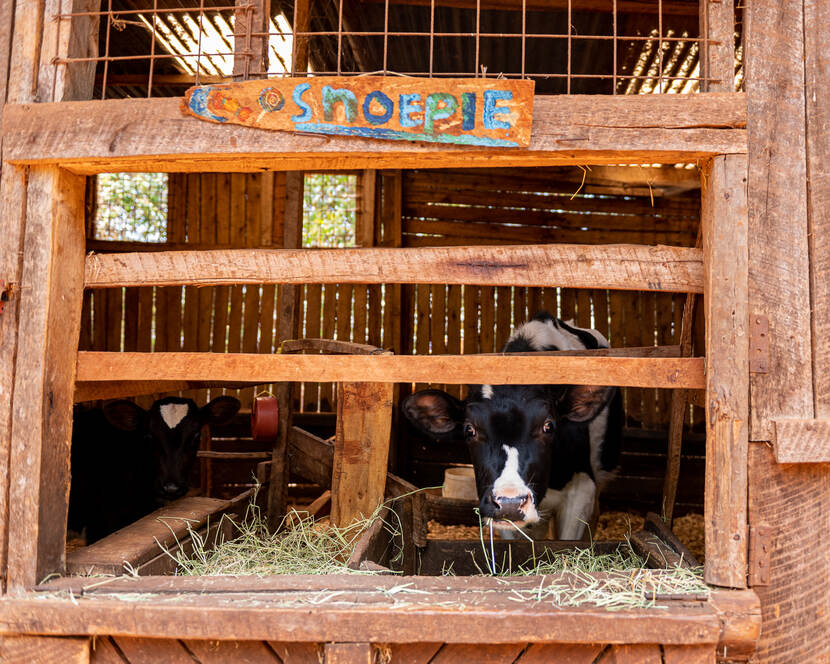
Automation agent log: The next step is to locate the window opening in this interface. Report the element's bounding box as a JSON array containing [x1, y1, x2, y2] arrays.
[[302, 173, 358, 248], [93, 172, 168, 242]]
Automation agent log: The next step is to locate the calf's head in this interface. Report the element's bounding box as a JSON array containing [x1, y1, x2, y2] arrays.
[[103, 396, 241, 502], [402, 384, 613, 529]]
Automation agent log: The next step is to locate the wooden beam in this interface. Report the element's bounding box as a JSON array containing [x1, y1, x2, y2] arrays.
[[76, 352, 704, 389], [38, 0, 100, 102], [268, 171, 303, 528], [6, 167, 86, 589], [2, 94, 747, 174], [702, 155, 748, 589], [83, 244, 704, 293], [746, 0, 813, 441], [772, 419, 830, 464], [73, 380, 261, 402], [699, 0, 735, 93], [324, 643, 373, 664], [233, 0, 269, 80], [331, 382, 393, 526]]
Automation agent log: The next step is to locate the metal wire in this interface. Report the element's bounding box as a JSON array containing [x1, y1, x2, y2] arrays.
[[50, 1, 724, 99]]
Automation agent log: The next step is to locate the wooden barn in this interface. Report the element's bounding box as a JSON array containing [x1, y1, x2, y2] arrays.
[[0, 0, 826, 662]]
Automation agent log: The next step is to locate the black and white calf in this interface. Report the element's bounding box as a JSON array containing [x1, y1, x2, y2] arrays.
[[69, 395, 240, 543], [403, 312, 623, 540]]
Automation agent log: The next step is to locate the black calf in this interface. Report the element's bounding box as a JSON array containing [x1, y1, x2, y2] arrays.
[[403, 312, 623, 540], [69, 395, 240, 543]]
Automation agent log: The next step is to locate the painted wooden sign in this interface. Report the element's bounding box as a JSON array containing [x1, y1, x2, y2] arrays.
[[183, 76, 534, 148]]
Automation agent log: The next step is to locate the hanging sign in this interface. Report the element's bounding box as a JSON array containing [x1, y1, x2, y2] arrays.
[[183, 76, 534, 148]]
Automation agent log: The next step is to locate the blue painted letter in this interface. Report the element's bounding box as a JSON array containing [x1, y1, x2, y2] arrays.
[[399, 94, 423, 128], [362, 91, 394, 125], [322, 86, 358, 122], [461, 92, 476, 131], [424, 93, 459, 134], [291, 83, 313, 123], [483, 90, 512, 130]]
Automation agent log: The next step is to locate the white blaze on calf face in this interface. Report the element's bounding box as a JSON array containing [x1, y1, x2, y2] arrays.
[[159, 403, 190, 429], [481, 384, 494, 399], [492, 445, 539, 523]]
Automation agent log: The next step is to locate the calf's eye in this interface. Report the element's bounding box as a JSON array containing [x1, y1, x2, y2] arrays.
[[463, 423, 476, 437], [543, 419, 554, 434]]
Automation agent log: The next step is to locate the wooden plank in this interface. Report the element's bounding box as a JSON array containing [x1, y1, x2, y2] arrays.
[[184, 639, 279, 663], [748, 443, 828, 662], [323, 643, 372, 664], [772, 419, 830, 463], [184, 77, 535, 148], [6, 168, 85, 589], [83, 244, 704, 293], [76, 352, 704, 389], [38, 0, 99, 102], [0, 635, 90, 664], [805, 0, 830, 420], [746, 0, 813, 441], [89, 636, 123, 664], [269, 643, 320, 664], [74, 381, 260, 403], [707, 589, 761, 663], [662, 645, 714, 664], [65, 496, 230, 575], [515, 644, 603, 664], [702, 155, 748, 589], [331, 382, 393, 526], [387, 643, 442, 664], [430, 644, 525, 664], [112, 637, 193, 664], [0, 596, 721, 645], [288, 426, 334, 488], [233, 0, 270, 80], [597, 645, 662, 663], [3, 94, 747, 174]]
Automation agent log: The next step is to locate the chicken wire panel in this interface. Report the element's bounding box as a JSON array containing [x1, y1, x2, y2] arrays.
[[49, 0, 740, 99]]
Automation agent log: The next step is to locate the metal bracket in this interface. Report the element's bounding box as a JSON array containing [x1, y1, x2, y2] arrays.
[[749, 314, 769, 373], [748, 525, 772, 587]]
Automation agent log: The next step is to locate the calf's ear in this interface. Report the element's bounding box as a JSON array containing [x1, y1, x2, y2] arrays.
[[201, 396, 241, 425], [402, 389, 465, 440], [561, 385, 616, 423], [103, 400, 147, 432]]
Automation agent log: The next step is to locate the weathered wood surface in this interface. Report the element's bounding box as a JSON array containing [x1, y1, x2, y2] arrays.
[[772, 419, 830, 463], [596, 645, 662, 663], [82, 244, 704, 292], [73, 380, 260, 402], [662, 645, 714, 664], [76, 352, 705, 389], [806, 0, 830, 420], [6, 167, 86, 589], [2, 94, 747, 173], [514, 644, 604, 664], [65, 496, 230, 576], [708, 589, 761, 663], [6, 577, 751, 645], [0, 635, 90, 664], [699, 0, 735, 93], [323, 642, 373, 664], [331, 383, 393, 527], [746, 0, 814, 441], [184, 77, 535, 148], [287, 427, 334, 488], [748, 443, 829, 662], [702, 155, 748, 589]]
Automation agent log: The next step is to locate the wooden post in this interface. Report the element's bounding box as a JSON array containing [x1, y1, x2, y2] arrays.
[[6, 167, 86, 588], [330, 382, 393, 527], [38, 0, 100, 102], [292, 0, 310, 75], [267, 171, 303, 529], [233, 0, 270, 80], [699, 0, 735, 92], [702, 155, 748, 589], [0, 635, 90, 663]]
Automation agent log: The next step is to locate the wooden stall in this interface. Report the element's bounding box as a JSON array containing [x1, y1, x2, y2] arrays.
[[0, 0, 825, 661]]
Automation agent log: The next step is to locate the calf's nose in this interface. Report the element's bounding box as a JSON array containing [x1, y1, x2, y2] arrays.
[[161, 482, 184, 498], [491, 492, 531, 521]]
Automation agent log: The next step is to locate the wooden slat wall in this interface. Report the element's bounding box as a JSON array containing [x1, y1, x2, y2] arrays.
[[81, 172, 285, 411], [400, 168, 700, 430], [80, 167, 699, 432]]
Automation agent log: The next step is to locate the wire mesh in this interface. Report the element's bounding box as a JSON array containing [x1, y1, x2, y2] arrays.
[[49, 0, 742, 100]]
